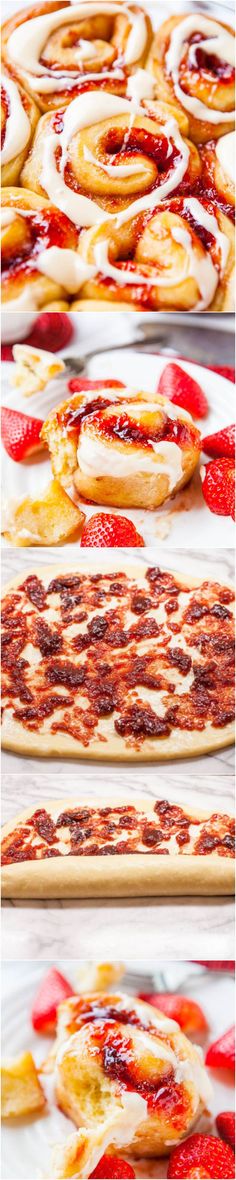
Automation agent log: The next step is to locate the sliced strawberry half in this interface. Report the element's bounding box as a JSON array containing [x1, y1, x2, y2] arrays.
[[80, 513, 144, 548], [28, 312, 74, 352], [202, 424, 235, 460], [201, 457, 235, 519], [216, 1112, 235, 1152], [90, 1157, 135, 1178], [167, 1133, 235, 1178], [194, 962, 235, 972], [31, 967, 74, 1034], [1, 407, 44, 462], [205, 1026, 235, 1072], [138, 993, 207, 1035], [68, 379, 125, 393], [157, 362, 209, 419]]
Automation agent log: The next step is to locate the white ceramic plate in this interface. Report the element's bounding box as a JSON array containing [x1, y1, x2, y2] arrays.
[[1, 961, 235, 1180], [1, 351, 235, 548]]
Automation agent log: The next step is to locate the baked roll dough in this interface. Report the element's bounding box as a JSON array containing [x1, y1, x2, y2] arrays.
[[1, 559, 235, 761], [1, 69, 39, 186], [75, 197, 235, 312], [148, 13, 235, 144], [202, 132, 235, 210], [1, 797, 234, 899], [42, 383, 201, 509], [49, 992, 213, 1165], [2, 1, 153, 112], [1, 187, 78, 309], [21, 94, 201, 220]]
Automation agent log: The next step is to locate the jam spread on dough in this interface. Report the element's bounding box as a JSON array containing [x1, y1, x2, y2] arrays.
[[1, 568, 234, 751], [1, 801, 234, 865]]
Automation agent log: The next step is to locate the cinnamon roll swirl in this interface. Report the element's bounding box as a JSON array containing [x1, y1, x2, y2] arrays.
[[1, 70, 39, 186], [74, 196, 235, 312], [50, 991, 212, 1171], [21, 92, 201, 224], [149, 13, 235, 144], [2, 1, 153, 112], [200, 132, 235, 215], [42, 382, 201, 510], [1, 187, 79, 309]]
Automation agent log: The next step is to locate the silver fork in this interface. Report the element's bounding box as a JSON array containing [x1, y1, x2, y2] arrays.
[[55, 322, 172, 379]]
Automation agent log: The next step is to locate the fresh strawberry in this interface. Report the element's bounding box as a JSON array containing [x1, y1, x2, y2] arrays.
[[138, 993, 207, 1035], [194, 962, 235, 972], [201, 457, 235, 519], [216, 1113, 235, 1152], [157, 362, 209, 419], [90, 1157, 135, 1178], [202, 424, 235, 460], [68, 379, 125, 393], [167, 1133, 235, 1178], [27, 312, 73, 352], [31, 968, 74, 1034], [80, 513, 144, 548], [205, 1026, 235, 1072], [1, 406, 44, 462]]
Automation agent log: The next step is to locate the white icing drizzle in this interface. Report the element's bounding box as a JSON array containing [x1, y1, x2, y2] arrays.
[[83, 143, 148, 178], [1, 74, 30, 164], [2, 289, 38, 311], [184, 197, 230, 274], [166, 15, 235, 124], [127, 67, 156, 104], [1, 208, 17, 226], [7, 3, 147, 92], [77, 408, 184, 489], [37, 246, 96, 292], [216, 131, 235, 184], [39, 91, 190, 227]]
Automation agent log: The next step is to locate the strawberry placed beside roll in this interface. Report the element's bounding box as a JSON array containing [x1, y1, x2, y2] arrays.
[[157, 362, 209, 419], [138, 993, 207, 1035], [90, 1157, 135, 1178], [206, 1026, 235, 1072], [216, 1112, 235, 1152], [31, 968, 74, 1034], [1, 407, 44, 462], [80, 513, 144, 548], [167, 1133, 235, 1178], [202, 425, 235, 460], [201, 458, 235, 520]]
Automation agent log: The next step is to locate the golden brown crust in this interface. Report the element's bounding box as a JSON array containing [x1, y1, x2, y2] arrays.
[[1, 186, 78, 308]]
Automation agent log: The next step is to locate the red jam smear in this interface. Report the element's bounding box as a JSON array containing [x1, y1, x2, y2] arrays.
[[84, 409, 199, 451], [184, 33, 235, 84], [1, 86, 9, 150], [2, 206, 78, 281], [1, 799, 234, 866], [1, 568, 235, 750]]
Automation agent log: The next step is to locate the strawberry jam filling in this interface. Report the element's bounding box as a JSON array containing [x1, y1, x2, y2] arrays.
[[1, 799, 234, 866], [91, 1026, 191, 1127], [182, 33, 235, 83], [1, 569, 234, 748], [2, 207, 78, 281], [1, 86, 9, 150], [85, 410, 198, 450]]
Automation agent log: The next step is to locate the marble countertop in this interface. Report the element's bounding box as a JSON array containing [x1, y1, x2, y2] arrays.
[[2, 546, 234, 963]]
